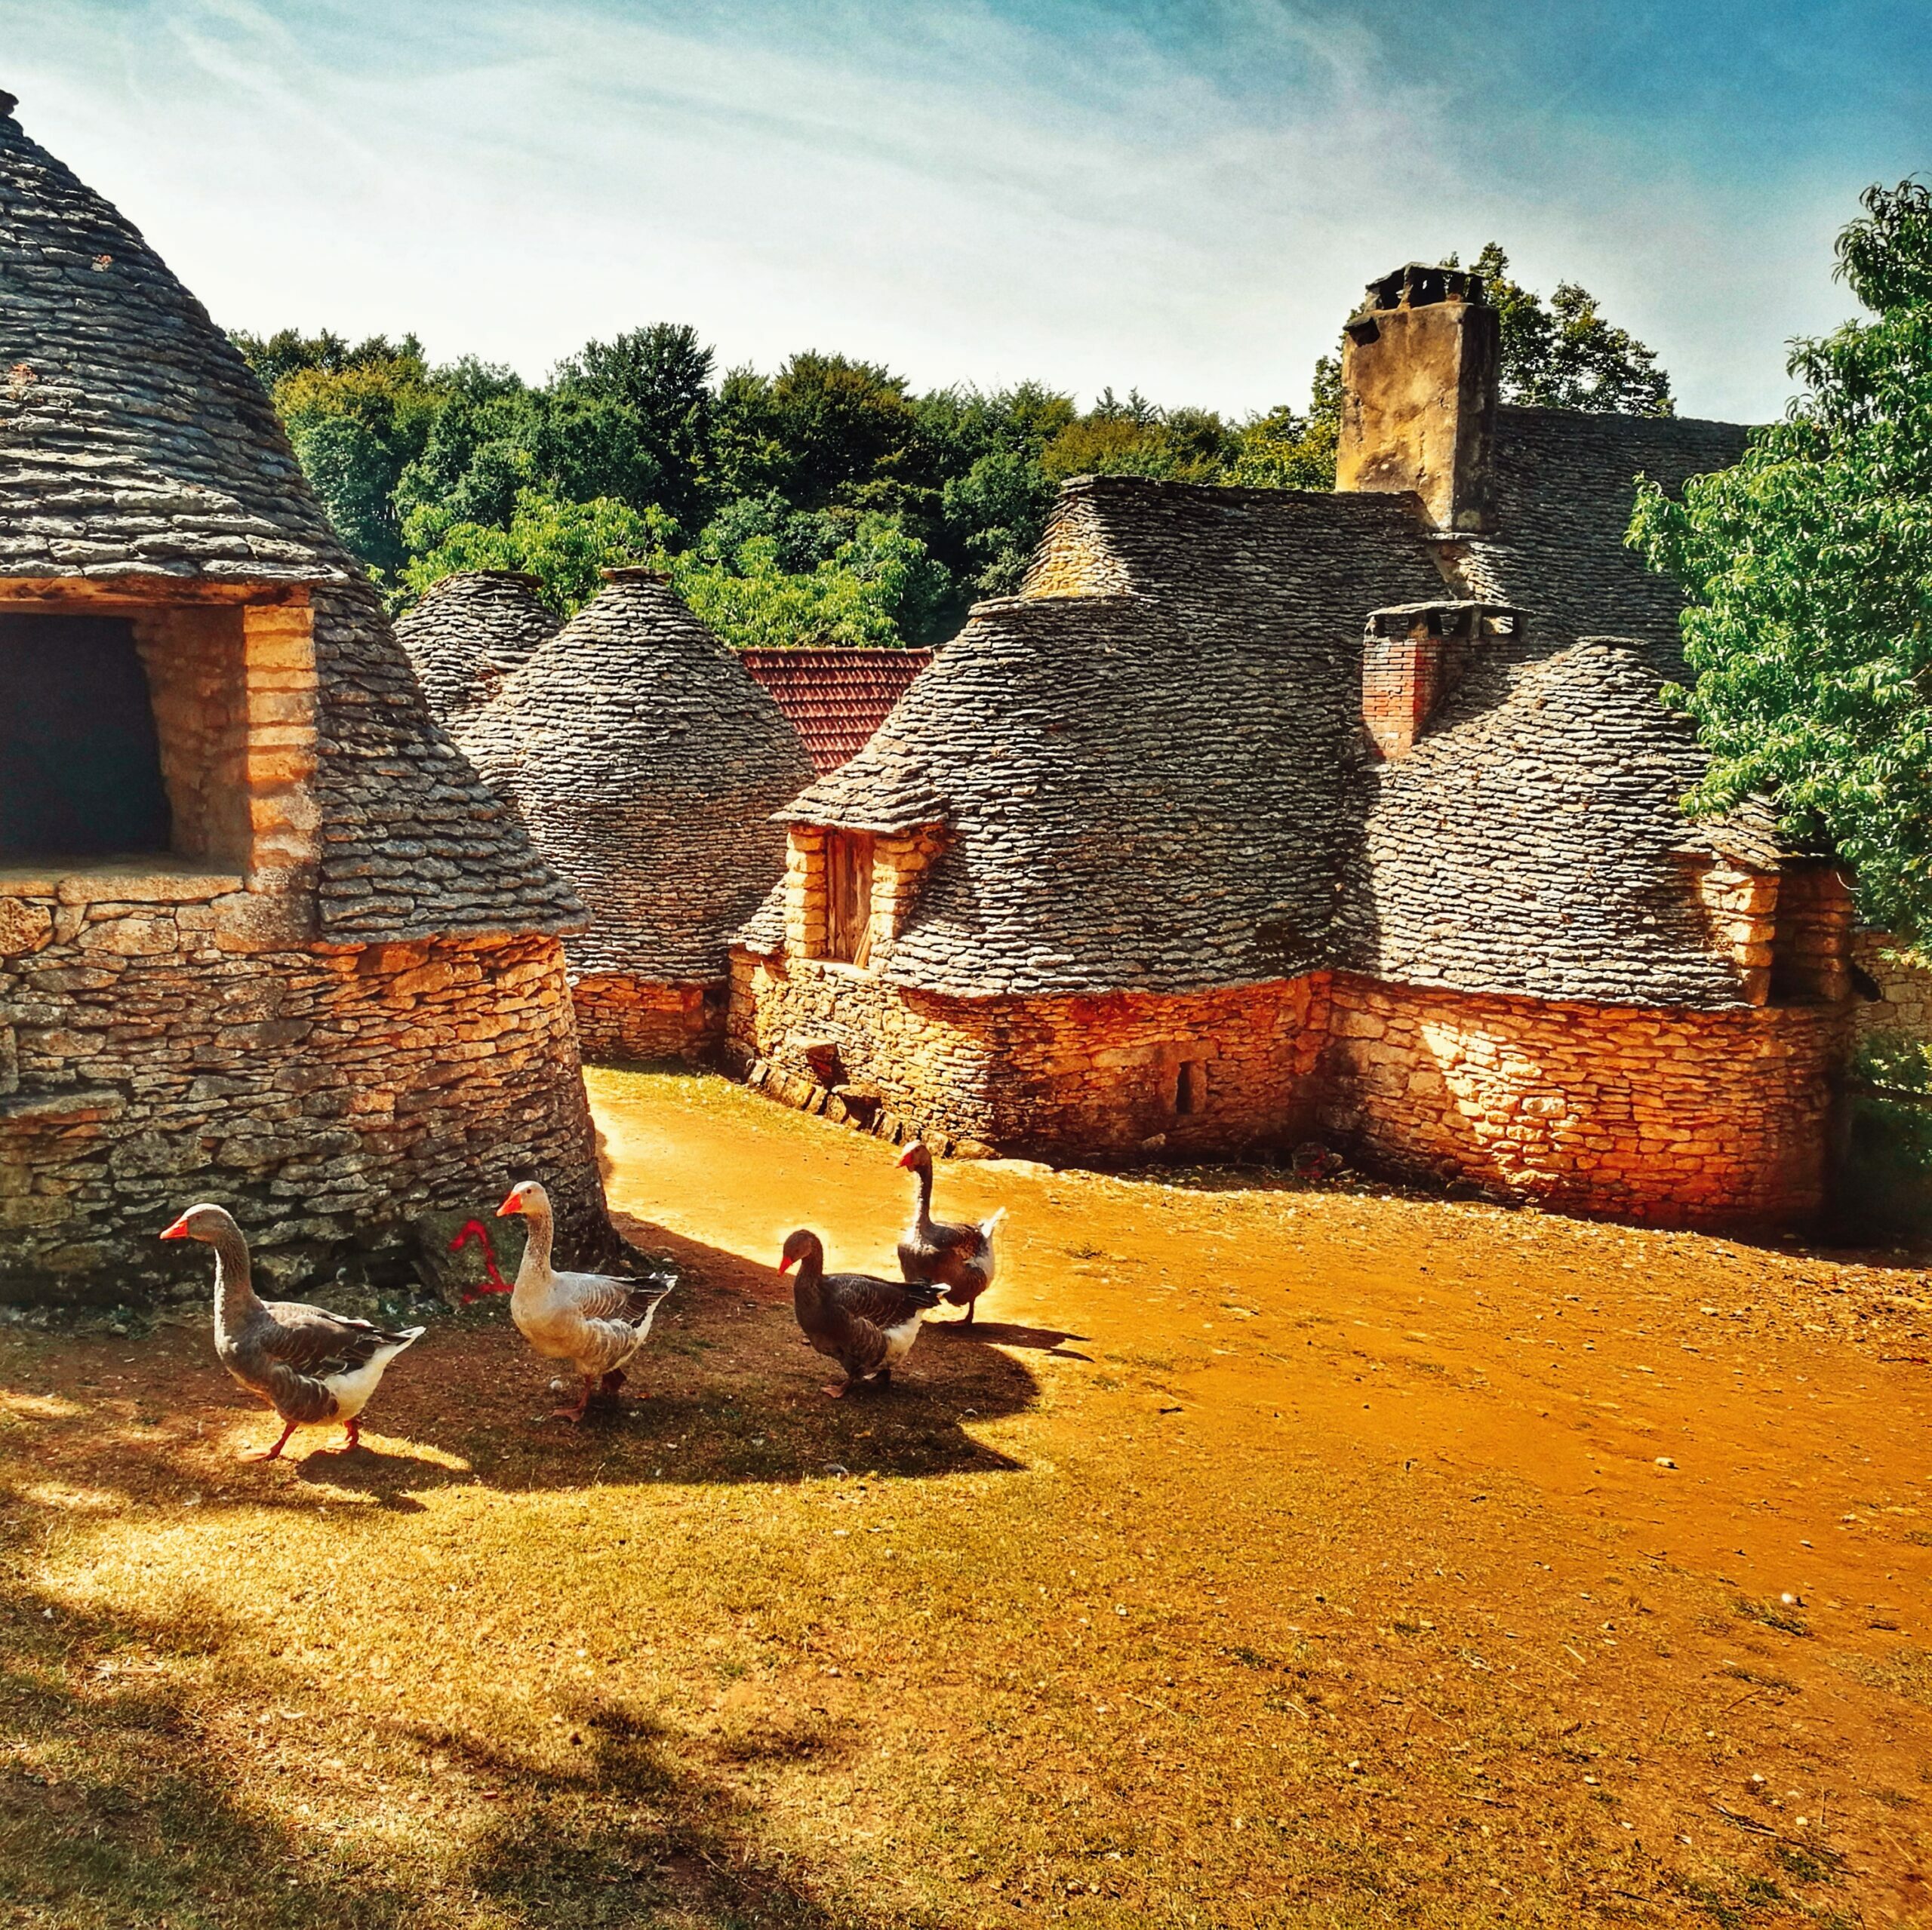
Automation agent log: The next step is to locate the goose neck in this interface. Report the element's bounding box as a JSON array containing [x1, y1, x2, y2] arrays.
[[209, 1224, 262, 1326]]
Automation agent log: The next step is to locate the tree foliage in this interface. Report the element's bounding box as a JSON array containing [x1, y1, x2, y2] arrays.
[[1629, 180, 1932, 939], [398, 488, 657, 616], [237, 243, 1672, 646], [1471, 244, 1674, 416]]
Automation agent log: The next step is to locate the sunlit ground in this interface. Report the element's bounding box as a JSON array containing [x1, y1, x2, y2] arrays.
[[1, 1065, 1928, 1927]]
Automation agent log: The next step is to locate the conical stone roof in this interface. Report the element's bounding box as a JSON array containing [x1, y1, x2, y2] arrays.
[[397, 571, 561, 728], [0, 89, 347, 580], [462, 570, 816, 982], [0, 92, 585, 942]]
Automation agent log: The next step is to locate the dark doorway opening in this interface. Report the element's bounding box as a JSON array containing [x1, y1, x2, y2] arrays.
[[0, 614, 172, 859]]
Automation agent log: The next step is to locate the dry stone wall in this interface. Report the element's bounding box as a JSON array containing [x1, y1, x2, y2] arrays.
[[734, 954, 1844, 1225], [729, 950, 1327, 1158], [0, 902, 606, 1299], [1319, 973, 1843, 1226], [571, 974, 722, 1065], [1852, 932, 1932, 1047]]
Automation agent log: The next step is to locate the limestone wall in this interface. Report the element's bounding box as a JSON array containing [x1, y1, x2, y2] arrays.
[[572, 974, 722, 1065], [729, 950, 1327, 1158], [1852, 931, 1932, 1047], [1321, 973, 1844, 1227], [0, 901, 606, 1300], [733, 950, 1844, 1225]]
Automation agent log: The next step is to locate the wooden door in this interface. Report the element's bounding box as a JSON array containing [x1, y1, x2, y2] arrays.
[[826, 832, 874, 964]]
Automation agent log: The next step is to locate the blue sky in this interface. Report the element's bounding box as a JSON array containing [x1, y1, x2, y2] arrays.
[[6, 1, 1927, 420]]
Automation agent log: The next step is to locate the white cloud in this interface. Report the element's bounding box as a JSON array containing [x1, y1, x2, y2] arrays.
[[2, 0, 1889, 419]]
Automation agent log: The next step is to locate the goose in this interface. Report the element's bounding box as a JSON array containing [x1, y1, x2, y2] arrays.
[[780, 1228, 943, 1397], [896, 1141, 1005, 1326], [160, 1203, 423, 1461], [497, 1180, 673, 1421]]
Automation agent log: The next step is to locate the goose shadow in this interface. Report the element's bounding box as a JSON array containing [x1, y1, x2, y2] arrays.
[[921, 1318, 1092, 1361], [0, 1215, 1043, 1511], [0, 1554, 903, 1929]]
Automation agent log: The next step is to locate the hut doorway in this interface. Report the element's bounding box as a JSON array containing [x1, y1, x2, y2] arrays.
[[825, 831, 874, 965], [0, 613, 171, 859]]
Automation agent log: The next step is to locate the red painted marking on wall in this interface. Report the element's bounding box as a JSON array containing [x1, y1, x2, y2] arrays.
[[449, 1218, 511, 1300]]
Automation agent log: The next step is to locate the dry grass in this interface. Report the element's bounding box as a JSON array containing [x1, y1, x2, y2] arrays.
[[0, 1065, 1928, 1925]]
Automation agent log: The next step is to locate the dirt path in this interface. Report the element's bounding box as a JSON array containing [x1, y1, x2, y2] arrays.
[[598, 1068, 1932, 1920], [0, 1065, 1928, 1928]]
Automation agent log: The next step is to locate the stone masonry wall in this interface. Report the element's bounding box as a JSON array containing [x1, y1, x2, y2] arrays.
[[733, 952, 1844, 1225], [1852, 930, 1932, 1050], [0, 908, 605, 1300], [729, 949, 1328, 1159], [1320, 973, 1844, 1227], [572, 974, 723, 1066]]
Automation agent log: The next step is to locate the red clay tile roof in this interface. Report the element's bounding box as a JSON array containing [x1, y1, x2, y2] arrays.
[[738, 648, 933, 774]]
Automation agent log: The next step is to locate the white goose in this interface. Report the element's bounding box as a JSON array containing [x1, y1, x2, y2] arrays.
[[497, 1181, 673, 1421]]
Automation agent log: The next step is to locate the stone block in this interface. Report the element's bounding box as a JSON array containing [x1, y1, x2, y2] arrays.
[[0, 899, 54, 955], [78, 915, 178, 957]]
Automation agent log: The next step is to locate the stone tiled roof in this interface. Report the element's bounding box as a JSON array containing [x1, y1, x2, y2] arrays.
[[396, 571, 560, 730], [767, 481, 1447, 997], [0, 97, 586, 945], [739, 648, 933, 773], [1335, 637, 1749, 1004], [461, 571, 816, 982], [1444, 407, 1749, 668], [0, 97, 346, 582], [310, 578, 587, 942], [753, 410, 1778, 1010]]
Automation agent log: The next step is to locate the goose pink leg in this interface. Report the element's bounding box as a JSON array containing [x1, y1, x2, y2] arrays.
[[242, 1418, 299, 1462], [549, 1375, 596, 1423]]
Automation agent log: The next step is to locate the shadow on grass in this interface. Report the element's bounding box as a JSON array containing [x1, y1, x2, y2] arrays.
[[0, 1560, 888, 1929], [0, 1212, 1041, 1525]]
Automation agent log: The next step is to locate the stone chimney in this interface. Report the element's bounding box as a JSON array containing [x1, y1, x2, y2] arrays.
[[1337, 263, 1500, 533], [1361, 601, 1518, 759]]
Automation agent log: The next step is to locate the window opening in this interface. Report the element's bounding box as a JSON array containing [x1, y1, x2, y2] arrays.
[[0, 614, 171, 859], [824, 831, 874, 966], [1174, 1061, 1206, 1116]]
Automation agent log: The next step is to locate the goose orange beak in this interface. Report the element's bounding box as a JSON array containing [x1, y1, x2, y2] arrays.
[[497, 1189, 521, 1217], [158, 1213, 192, 1240], [897, 1147, 919, 1168], [778, 1253, 796, 1274]]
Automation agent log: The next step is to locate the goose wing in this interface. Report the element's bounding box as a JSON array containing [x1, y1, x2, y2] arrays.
[[552, 1268, 672, 1324], [240, 1305, 420, 1422], [824, 1271, 943, 1328]]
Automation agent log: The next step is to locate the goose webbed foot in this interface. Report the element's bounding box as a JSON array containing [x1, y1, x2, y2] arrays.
[[241, 1418, 300, 1462], [598, 1368, 627, 1396], [319, 1418, 361, 1455]]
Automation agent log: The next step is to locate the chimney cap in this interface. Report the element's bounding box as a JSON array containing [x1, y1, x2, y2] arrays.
[[1366, 599, 1520, 639], [600, 565, 672, 585], [1356, 263, 1488, 318]]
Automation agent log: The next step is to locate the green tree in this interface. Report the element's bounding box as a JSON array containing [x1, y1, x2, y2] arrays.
[[262, 340, 448, 575], [554, 323, 714, 530], [398, 487, 658, 616], [1472, 243, 1674, 416], [1040, 389, 1238, 484], [940, 448, 1059, 598], [1229, 354, 1343, 488], [1629, 179, 1932, 940], [666, 512, 947, 650]]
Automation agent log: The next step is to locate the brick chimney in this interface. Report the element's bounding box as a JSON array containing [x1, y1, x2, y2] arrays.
[[1361, 601, 1518, 758], [1337, 263, 1500, 533]]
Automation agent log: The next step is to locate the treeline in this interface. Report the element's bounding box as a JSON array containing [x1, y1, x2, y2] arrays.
[[237, 243, 1672, 645]]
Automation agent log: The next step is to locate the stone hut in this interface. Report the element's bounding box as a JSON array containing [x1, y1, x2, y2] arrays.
[[731, 263, 1858, 1229], [462, 570, 814, 1063], [0, 94, 611, 1297], [395, 570, 560, 730]]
